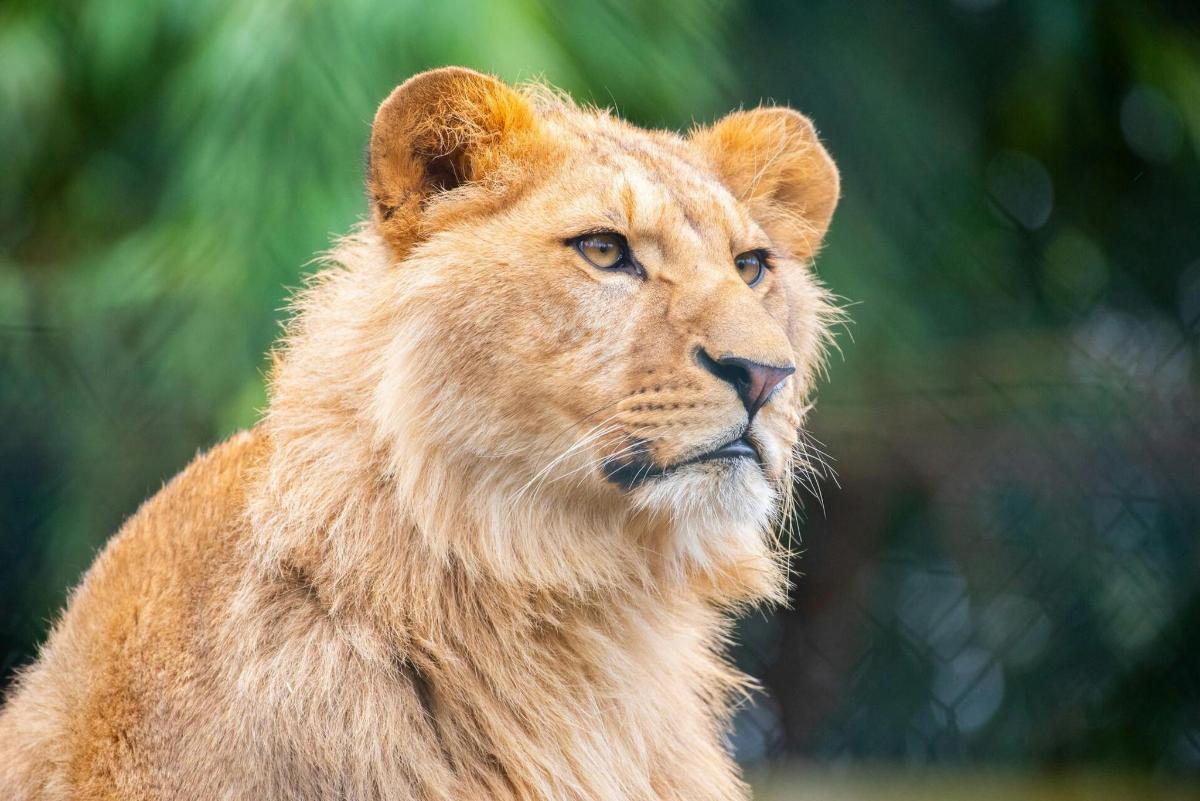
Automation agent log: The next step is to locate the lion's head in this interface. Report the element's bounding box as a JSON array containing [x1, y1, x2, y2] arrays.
[[264, 67, 839, 604]]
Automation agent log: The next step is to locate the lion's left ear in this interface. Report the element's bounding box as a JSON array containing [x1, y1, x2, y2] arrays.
[[691, 107, 840, 260]]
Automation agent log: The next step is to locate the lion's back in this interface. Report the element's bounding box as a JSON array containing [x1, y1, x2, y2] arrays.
[[0, 430, 266, 800]]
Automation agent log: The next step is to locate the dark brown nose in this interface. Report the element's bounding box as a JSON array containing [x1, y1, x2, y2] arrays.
[[696, 348, 795, 419]]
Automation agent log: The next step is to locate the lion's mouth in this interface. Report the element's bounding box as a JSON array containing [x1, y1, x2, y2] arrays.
[[601, 434, 761, 491], [693, 436, 759, 463]]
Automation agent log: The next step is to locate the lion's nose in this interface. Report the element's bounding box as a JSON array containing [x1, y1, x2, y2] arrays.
[[695, 348, 795, 419]]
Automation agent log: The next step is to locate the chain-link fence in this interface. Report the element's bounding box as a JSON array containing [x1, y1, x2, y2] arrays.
[[729, 284, 1200, 775]]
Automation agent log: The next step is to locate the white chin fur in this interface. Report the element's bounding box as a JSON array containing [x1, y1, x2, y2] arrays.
[[629, 459, 777, 569]]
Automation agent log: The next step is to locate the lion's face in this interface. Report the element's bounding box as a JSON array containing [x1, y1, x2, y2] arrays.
[[360, 68, 838, 587]]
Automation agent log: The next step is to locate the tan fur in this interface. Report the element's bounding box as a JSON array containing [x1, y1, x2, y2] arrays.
[[0, 68, 840, 800]]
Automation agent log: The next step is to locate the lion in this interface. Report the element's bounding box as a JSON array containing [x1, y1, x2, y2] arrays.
[[0, 67, 839, 800]]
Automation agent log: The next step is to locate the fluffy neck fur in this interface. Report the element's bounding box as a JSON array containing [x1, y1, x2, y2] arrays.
[[239, 228, 776, 799]]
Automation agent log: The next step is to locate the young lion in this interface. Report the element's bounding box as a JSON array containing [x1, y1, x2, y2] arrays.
[[0, 67, 839, 800]]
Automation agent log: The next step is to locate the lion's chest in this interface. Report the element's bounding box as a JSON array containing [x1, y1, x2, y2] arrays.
[[222, 620, 745, 801]]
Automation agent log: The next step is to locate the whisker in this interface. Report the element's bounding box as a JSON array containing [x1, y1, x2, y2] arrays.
[[550, 437, 647, 486], [513, 419, 624, 504]]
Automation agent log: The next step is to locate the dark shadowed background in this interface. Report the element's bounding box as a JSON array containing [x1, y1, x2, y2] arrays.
[[2, 0, 1198, 797]]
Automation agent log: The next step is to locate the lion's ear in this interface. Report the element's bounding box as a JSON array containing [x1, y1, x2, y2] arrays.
[[368, 67, 537, 256], [692, 107, 839, 260]]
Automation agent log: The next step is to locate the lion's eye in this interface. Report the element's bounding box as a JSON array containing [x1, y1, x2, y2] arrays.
[[575, 233, 627, 270], [735, 251, 766, 287]]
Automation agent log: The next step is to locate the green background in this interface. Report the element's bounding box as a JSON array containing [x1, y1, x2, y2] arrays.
[[2, 0, 1198, 790]]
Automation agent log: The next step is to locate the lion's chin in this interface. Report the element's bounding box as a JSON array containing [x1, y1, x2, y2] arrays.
[[631, 457, 776, 537], [624, 460, 783, 596]]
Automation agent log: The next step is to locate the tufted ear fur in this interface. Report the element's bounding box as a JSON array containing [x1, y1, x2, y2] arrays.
[[692, 107, 840, 260], [367, 67, 538, 256]]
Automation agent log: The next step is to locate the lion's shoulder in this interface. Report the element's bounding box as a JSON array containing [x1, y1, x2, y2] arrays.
[[0, 429, 267, 798]]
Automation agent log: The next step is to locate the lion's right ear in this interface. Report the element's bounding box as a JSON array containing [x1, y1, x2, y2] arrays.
[[368, 67, 537, 256], [691, 107, 839, 261]]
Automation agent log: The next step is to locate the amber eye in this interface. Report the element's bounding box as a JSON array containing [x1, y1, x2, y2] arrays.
[[570, 232, 645, 278], [735, 250, 766, 287], [575, 233, 626, 270]]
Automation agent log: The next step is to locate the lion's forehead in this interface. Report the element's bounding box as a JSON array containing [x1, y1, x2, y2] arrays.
[[545, 112, 760, 257]]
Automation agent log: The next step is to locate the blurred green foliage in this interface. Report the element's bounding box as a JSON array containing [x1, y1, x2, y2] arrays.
[[2, 0, 1198, 779]]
